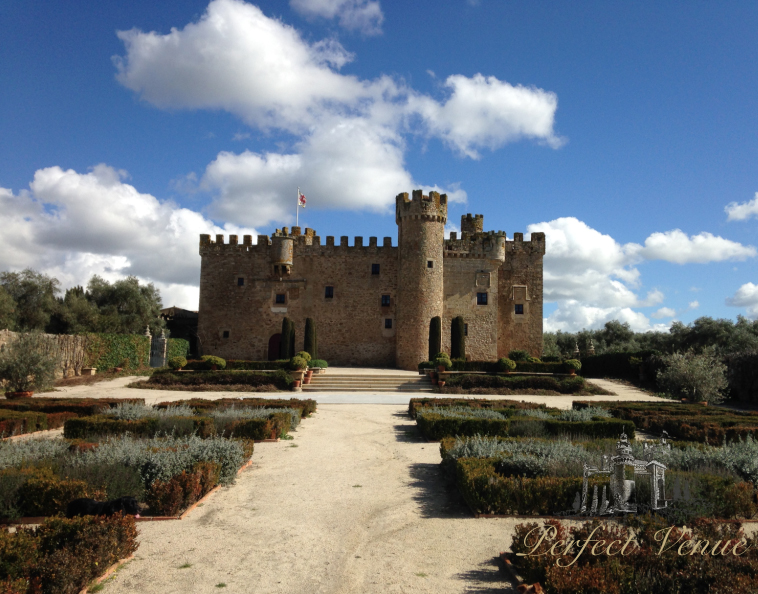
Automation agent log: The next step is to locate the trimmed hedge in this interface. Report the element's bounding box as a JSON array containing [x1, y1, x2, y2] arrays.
[[456, 458, 757, 518], [725, 351, 758, 403], [0, 514, 138, 594], [155, 397, 317, 418], [182, 359, 291, 371], [85, 334, 151, 371], [0, 398, 145, 416], [145, 461, 221, 516], [408, 397, 546, 419], [144, 369, 293, 390], [575, 400, 758, 445], [579, 350, 663, 381], [442, 360, 575, 374], [444, 374, 592, 393], [62, 415, 216, 440], [0, 410, 49, 437], [166, 338, 190, 362], [416, 413, 633, 441]]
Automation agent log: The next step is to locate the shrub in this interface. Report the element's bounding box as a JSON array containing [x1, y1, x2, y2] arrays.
[[526, 356, 541, 363], [451, 317, 465, 360], [143, 370, 292, 391], [155, 396, 315, 418], [201, 355, 226, 370], [657, 348, 727, 403], [145, 461, 221, 516], [168, 356, 187, 370], [497, 357, 516, 372], [17, 472, 105, 517], [84, 333, 150, 371], [508, 350, 529, 361], [0, 410, 48, 437], [418, 361, 434, 371], [295, 351, 311, 363], [563, 358, 582, 372], [279, 317, 293, 359], [0, 333, 58, 393], [289, 356, 307, 371], [434, 352, 452, 371], [428, 317, 441, 362], [309, 359, 328, 369], [304, 318, 317, 359]]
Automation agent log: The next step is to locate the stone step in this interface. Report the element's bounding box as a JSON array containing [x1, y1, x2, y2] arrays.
[[302, 386, 435, 392]]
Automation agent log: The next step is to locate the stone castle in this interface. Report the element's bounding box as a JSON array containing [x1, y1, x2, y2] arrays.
[[197, 190, 545, 370]]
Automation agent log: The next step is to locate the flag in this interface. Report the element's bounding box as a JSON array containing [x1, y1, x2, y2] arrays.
[[298, 192, 306, 208]]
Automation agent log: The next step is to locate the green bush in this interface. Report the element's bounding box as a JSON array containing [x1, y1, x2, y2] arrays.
[[429, 316, 441, 361], [444, 373, 590, 393], [17, 471, 105, 517], [85, 333, 151, 371], [201, 355, 226, 370], [434, 352, 452, 371], [408, 397, 546, 419], [309, 359, 328, 368], [418, 360, 434, 371], [166, 338, 190, 362], [497, 357, 516, 372], [182, 359, 290, 371], [563, 358, 582, 372], [304, 317, 317, 359], [657, 348, 727, 403], [295, 351, 311, 363], [508, 350, 529, 361], [144, 369, 292, 391], [451, 316, 465, 360], [289, 356, 307, 370], [167, 356, 187, 370], [145, 461, 221, 516], [526, 356, 541, 363], [155, 397, 315, 418], [280, 317, 294, 359], [0, 333, 58, 393], [0, 410, 48, 437]]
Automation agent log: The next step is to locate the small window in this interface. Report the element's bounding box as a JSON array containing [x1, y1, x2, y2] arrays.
[[237, 277, 244, 286], [371, 263, 380, 275], [222, 330, 230, 339], [325, 286, 334, 299], [464, 323, 468, 337], [381, 294, 390, 307], [275, 293, 286, 304], [427, 260, 433, 268], [274, 265, 279, 275], [477, 292, 488, 305], [385, 318, 393, 329], [515, 304, 524, 315]]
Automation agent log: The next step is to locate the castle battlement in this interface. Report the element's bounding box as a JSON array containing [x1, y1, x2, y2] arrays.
[[200, 233, 396, 256], [395, 189, 447, 224]]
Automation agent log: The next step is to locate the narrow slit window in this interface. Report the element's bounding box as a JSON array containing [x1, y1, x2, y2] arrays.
[[464, 323, 468, 336], [275, 293, 286, 304], [427, 260, 433, 268], [385, 318, 393, 329], [477, 292, 488, 306], [371, 263, 380, 275], [381, 294, 390, 307], [222, 330, 230, 339], [325, 286, 334, 299], [515, 304, 524, 315], [237, 277, 244, 286]]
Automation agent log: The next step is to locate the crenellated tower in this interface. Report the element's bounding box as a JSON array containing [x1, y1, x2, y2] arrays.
[[395, 190, 447, 370]]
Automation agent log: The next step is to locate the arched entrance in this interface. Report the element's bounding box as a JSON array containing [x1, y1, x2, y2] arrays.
[[268, 333, 282, 361]]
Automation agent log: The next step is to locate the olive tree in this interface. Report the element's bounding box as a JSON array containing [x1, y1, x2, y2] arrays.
[[656, 347, 728, 404]]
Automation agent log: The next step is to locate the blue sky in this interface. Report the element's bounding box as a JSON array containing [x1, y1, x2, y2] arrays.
[[1, 0, 756, 331]]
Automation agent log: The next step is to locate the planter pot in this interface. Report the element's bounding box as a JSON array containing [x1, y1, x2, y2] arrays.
[[437, 365, 446, 373], [211, 365, 218, 371], [294, 380, 301, 388], [569, 370, 576, 376], [438, 381, 446, 388], [431, 373, 438, 386], [114, 367, 123, 373], [700, 401, 708, 406], [5, 391, 34, 400]]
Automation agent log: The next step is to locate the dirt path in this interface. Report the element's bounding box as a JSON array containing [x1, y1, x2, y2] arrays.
[[102, 404, 522, 594]]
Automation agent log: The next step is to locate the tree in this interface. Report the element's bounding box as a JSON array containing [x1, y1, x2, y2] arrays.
[[86, 275, 165, 334], [451, 316, 465, 360], [0, 286, 16, 331], [279, 317, 293, 359], [656, 347, 728, 404], [0, 269, 60, 331], [0, 332, 58, 394], [304, 318, 317, 358], [428, 316, 441, 361]]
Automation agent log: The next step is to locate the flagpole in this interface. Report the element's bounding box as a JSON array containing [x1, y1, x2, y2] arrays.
[[296, 187, 299, 227]]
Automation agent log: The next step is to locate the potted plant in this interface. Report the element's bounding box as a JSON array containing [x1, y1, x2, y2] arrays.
[[0, 333, 58, 399], [497, 357, 517, 374], [564, 359, 582, 376], [168, 356, 187, 371], [434, 352, 452, 373], [201, 355, 226, 371]]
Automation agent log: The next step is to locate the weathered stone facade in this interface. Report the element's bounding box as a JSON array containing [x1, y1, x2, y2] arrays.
[[198, 190, 545, 370]]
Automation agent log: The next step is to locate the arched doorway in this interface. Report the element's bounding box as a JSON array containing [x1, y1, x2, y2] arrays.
[[268, 333, 282, 361]]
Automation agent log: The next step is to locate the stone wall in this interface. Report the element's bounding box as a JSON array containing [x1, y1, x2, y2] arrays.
[[0, 330, 89, 377]]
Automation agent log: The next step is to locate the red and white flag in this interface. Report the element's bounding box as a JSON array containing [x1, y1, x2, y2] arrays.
[[298, 192, 306, 208]]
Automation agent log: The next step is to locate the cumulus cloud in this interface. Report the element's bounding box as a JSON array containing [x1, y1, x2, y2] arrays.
[[726, 283, 758, 318], [113, 0, 561, 226], [651, 307, 676, 319], [629, 229, 757, 264], [0, 165, 254, 310], [411, 74, 564, 158], [290, 0, 384, 35], [725, 193, 758, 222], [543, 302, 669, 333]]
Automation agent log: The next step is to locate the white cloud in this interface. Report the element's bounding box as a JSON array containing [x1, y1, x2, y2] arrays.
[[726, 283, 758, 318], [629, 229, 756, 264], [687, 300, 699, 310], [544, 301, 669, 333], [725, 193, 758, 222], [290, 0, 383, 35], [113, 0, 561, 226], [412, 74, 564, 158], [0, 165, 255, 310], [651, 307, 676, 319]]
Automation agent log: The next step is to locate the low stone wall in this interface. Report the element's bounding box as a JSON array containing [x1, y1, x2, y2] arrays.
[[0, 329, 90, 378]]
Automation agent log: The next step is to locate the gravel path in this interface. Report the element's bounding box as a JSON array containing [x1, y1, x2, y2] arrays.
[[101, 404, 521, 594]]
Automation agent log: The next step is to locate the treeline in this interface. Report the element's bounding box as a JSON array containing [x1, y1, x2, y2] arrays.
[[544, 318, 758, 358], [0, 269, 166, 335]]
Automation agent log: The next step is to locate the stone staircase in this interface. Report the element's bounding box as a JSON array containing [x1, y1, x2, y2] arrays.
[[302, 373, 434, 393]]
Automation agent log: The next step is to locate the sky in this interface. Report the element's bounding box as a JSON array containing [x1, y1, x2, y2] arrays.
[[1, 0, 757, 332]]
